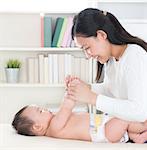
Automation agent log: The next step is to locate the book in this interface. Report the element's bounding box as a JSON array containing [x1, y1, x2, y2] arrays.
[[52, 54, 58, 84], [40, 13, 44, 47], [44, 57, 49, 84], [27, 58, 35, 83], [61, 17, 73, 47], [66, 17, 73, 47], [74, 57, 81, 78], [52, 18, 64, 47], [34, 58, 39, 83], [80, 58, 86, 82], [48, 54, 53, 84], [44, 16, 52, 47], [57, 17, 68, 47], [38, 54, 44, 83], [58, 54, 65, 83]]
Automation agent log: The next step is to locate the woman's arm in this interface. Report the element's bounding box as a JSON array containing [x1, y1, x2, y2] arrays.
[[96, 56, 147, 122]]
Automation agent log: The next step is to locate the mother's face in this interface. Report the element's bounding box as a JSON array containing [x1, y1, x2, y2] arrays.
[[74, 31, 111, 64]]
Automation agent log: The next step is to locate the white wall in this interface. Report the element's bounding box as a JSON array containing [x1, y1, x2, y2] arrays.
[[94, 1, 147, 41], [0, 0, 89, 13]]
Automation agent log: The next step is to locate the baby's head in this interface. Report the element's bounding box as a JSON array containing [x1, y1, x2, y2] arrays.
[[12, 105, 53, 136]]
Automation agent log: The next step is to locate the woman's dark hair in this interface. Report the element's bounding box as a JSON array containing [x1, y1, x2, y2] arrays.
[[72, 8, 147, 82], [12, 106, 35, 136]]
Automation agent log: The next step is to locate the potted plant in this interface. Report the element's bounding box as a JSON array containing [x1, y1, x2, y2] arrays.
[[5, 59, 21, 83]]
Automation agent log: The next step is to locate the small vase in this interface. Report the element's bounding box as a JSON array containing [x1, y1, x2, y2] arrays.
[[5, 68, 20, 83]]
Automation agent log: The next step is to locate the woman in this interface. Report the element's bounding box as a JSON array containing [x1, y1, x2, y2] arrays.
[[65, 8, 147, 138]]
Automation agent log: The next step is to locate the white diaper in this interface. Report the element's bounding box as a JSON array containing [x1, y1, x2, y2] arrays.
[[89, 113, 129, 143]]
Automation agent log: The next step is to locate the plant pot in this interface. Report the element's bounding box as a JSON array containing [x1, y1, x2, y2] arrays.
[[5, 68, 20, 83]]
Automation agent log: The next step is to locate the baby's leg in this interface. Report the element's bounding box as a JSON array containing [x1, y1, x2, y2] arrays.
[[105, 118, 129, 143], [128, 132, 140, 141], [127, 120, 147, 133], [127, 120, 147, 143], [128, 121, 147, 143], [133, 131, 147, 143]]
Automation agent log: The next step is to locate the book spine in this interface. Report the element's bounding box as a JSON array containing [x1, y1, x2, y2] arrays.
[[57, 18, 68, 47], [53, 54, 58, 84], [80, 58, 86, 82], [58, 54, 65, 83], [27, 58, 35, 83], [44, 57, 49, 84], [48, 54, 53, 84], [61, 17, 73, 47], [52, 18, 64, 47], [66, 17, 73, 47], [40, 13, 44, 47], [74, 57, 81, 78], [64, 54, 69, 77], [38, 54, 44, 83], [34, 58, 39, 83], [44, 16, 52, 47]]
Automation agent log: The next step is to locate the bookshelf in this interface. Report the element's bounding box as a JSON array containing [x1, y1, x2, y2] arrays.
[[0, 11, 93, 124], [0, 12, 93, 85]]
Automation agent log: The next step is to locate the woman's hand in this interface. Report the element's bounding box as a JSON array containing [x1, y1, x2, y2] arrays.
[[66, 79, 97, 105], [65, 75, 79, 89]]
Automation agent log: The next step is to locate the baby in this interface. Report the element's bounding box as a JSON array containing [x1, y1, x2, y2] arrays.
[[12, 94, 147, 143]]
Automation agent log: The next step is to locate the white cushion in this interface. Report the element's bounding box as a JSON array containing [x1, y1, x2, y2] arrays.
[[0, 124, 146, 150]]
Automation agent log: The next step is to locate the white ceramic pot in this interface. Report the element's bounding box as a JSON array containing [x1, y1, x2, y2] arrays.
[[5, 68, 20, 83]]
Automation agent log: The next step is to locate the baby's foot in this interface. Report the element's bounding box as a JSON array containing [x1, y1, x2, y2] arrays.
[[133, 131, 147, 144]]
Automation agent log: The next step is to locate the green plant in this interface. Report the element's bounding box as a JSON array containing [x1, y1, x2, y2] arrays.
[[6, 59, 21, 68]]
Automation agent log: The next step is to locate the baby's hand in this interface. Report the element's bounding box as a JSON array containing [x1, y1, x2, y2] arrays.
[[65, 75, 79, 89]]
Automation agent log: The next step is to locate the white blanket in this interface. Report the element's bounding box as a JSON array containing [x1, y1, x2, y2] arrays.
[[0, 124, 146, 150]]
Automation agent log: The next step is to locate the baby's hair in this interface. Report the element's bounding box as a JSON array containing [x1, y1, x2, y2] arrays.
[[12, 106, 35, 136]]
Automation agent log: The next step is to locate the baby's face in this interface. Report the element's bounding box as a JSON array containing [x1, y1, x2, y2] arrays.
[[22, 105, 53, 132]]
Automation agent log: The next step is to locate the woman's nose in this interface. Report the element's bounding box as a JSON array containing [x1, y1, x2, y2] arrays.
[[84, 51, 91, 59]]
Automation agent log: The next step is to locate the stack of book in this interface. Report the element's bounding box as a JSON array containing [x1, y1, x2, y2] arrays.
[[27, 54, 94, 84], [41, 14, 75, 48]]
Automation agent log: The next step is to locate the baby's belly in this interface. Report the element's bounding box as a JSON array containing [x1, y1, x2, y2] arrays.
[[57, 113, 91, 141]]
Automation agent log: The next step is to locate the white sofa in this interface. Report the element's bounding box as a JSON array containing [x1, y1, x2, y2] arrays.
[[0, 124, 147, 150]]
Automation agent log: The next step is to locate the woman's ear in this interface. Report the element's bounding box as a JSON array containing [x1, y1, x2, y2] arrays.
[[96, 30, 107, 40]]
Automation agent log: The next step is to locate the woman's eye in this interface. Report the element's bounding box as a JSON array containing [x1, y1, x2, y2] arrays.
[[84, 47, 90, 51]]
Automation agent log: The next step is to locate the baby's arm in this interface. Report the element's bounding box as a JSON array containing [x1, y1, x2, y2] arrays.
[[50, 95, 76, 132]]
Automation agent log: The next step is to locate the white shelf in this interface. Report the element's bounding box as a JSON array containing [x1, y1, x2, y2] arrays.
[[120, 19, 147, 23], [0, 83, 65, 88], [0, 11, 77, 15], [0, 47, 82, 52], [98, 0, 147, 2]]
